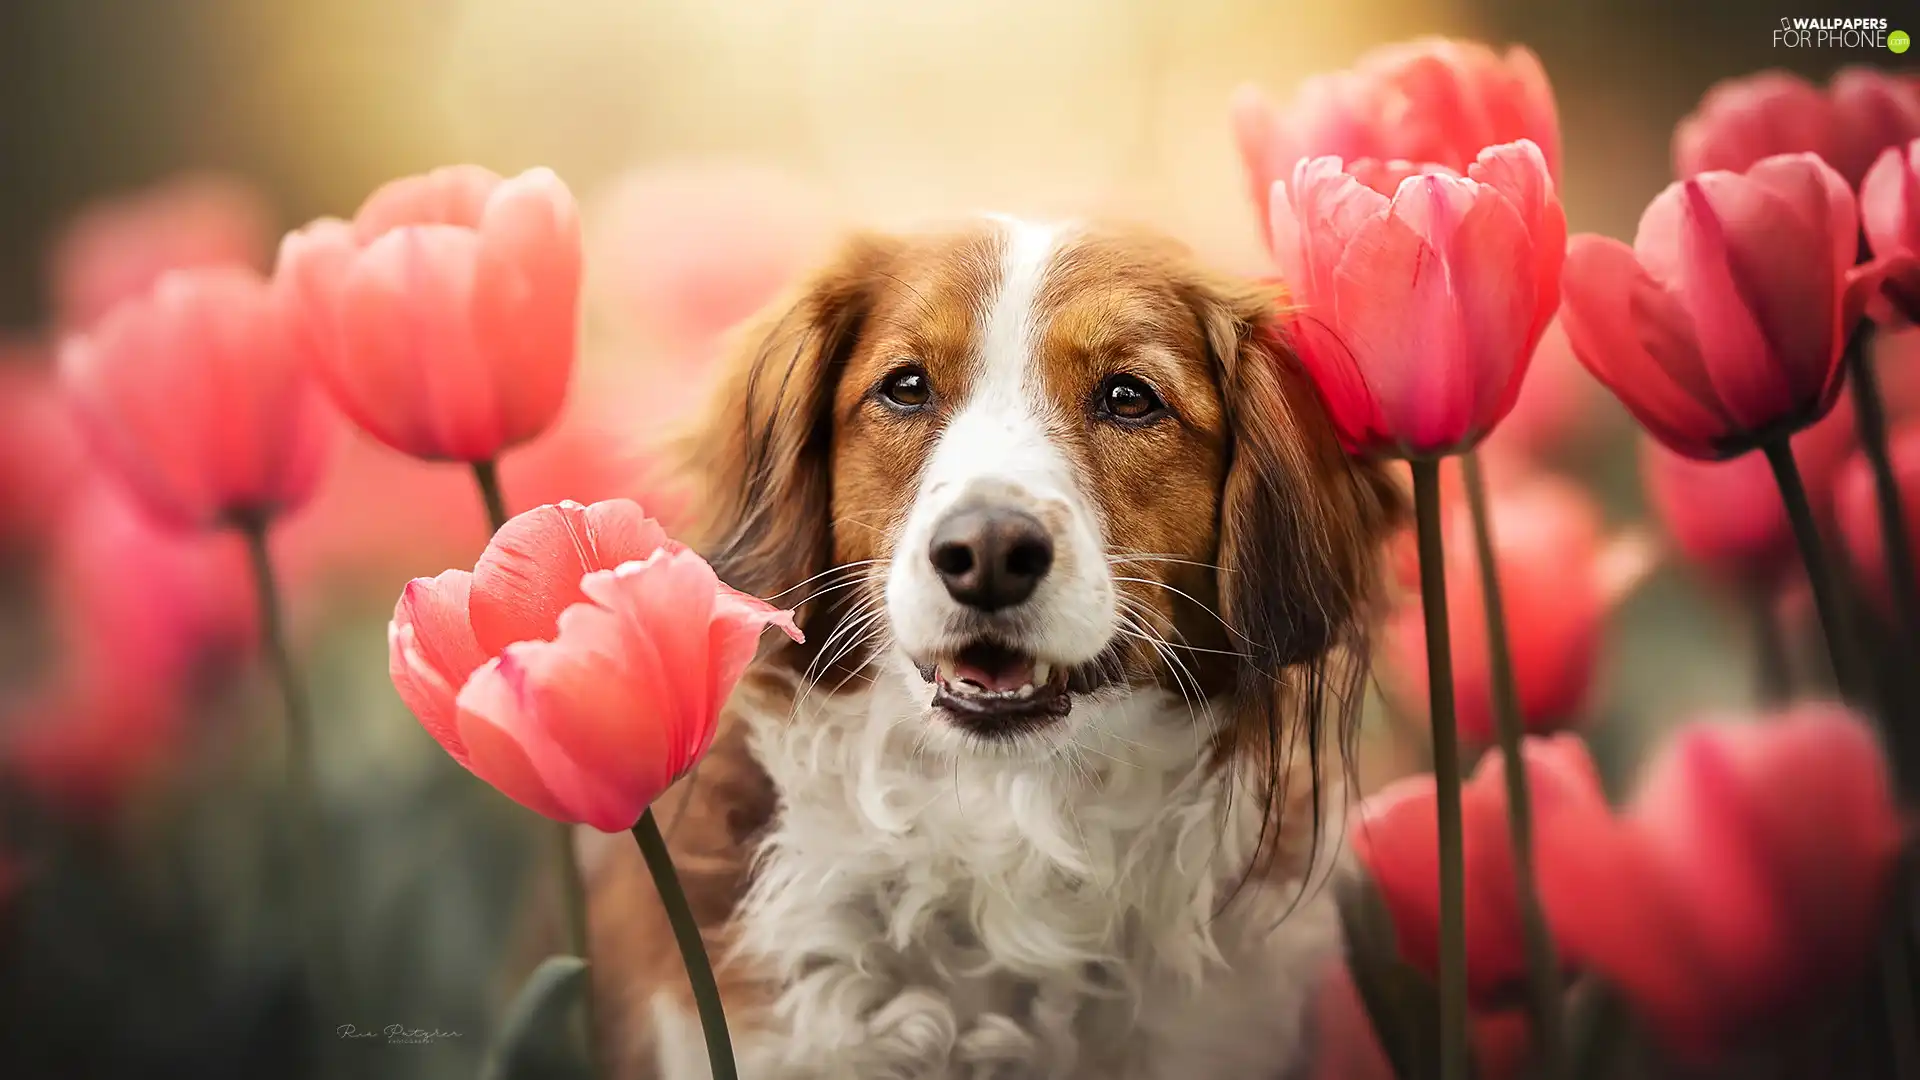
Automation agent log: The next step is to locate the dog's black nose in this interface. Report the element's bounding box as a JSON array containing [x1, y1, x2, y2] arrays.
[[928, 506, 1054, 611]]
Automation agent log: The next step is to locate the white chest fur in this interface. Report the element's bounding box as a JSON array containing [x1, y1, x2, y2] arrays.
[[650, 667, 1344, 1080]]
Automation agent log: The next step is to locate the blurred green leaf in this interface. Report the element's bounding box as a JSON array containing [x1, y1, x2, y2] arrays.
[[480, 954, 591, 1080]]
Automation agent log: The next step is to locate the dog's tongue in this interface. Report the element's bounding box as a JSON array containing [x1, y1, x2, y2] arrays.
[[953, 645, 1036, 691]]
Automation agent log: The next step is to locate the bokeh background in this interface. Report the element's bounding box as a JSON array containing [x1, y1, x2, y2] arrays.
[[0, 0, 1910, 1077]]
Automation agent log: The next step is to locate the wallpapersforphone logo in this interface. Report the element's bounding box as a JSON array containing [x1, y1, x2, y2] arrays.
[[1774, 16, 1908, 50]]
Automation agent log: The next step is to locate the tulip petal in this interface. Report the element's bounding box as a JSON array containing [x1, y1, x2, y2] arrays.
[[277, 219, 363, 423], [1467, 139, 1566, 348], [1561, 234, 1735, 459], [1635, 179, 1792, 433], [473, 169, 581, 450], [1437, 186, 1535, 440], [454, 652, 605, 825], [1329, 206, 1462, 452], [469, 498, 670, 656], [1631, 732, 1793, 1008], [1707, 710, 1901, 979], [59, 267, 332, 529], [354, 164, 502, 242], [389, 569, 488, 764], [1673, 72, 1834, 180], [1278, 158, 1391, 308], [335, 225, 498, 460], [1862, 142, 1920, 263], [706, 581, 804, 754]]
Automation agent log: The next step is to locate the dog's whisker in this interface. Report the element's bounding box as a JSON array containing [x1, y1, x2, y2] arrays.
[[785, 574, 881, 611], [1105, 553, 1231, 574], [1111, 576, 1261, 649], [765, 559, 884, 601]]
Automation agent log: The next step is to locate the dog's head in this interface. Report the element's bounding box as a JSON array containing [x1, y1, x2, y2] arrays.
[[684, 218, 1398, 772]]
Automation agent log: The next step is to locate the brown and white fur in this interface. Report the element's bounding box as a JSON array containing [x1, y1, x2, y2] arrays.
[[585, 217, 1401, 1080]]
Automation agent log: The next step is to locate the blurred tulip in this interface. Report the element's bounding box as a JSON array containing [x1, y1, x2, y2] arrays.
[[58, 267, 336, 532], [1829, 69, 1920, 188], [1876, 327, 1920, 422], [1534, 706, 1903, 1055], [388, 499, 799, 830], [1309, 963, 1530, 1080], [1861, 139, 1920, 326], [1481, 319, 1618, 463], [1642, 398, 1859, 589], [5, 675, 186, 818], [49, 482, 257, 688], [0, 352, 89, 550], [1233, 37, 1559, 239], [1562, 153, 1872, 461], [277, 433, 489, 590], [1837, 424, 1920, 602], [49, 172, 272, 332], [586, 163, 834, 353], [276, 358, 700, 594], [1675, 68, 1920, 188], [1383, 470, 1652, 742], [277, 165, 582, 463], [1268, 140, 1565, 457], [5, 482, 256, 816], [1350, 734, 1605, 1003]]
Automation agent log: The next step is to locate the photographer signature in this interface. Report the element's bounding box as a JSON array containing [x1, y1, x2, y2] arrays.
[[337, 1023, 464, 1045]]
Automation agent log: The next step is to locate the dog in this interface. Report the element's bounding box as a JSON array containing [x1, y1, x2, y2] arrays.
[[585, 216, 1401, 1079]]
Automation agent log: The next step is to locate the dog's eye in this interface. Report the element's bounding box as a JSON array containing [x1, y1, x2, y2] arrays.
[[878, 366, 932, 411], [1097, 374, 1165, 423]]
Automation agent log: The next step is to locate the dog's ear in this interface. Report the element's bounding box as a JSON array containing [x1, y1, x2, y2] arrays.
[[678, 234, 898, 605], [1182, 273, 1404, 693]]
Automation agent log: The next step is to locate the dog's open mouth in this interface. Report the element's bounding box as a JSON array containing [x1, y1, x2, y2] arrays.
[[918, 640, 1073, 730]]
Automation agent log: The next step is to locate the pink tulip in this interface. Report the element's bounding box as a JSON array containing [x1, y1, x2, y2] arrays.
[[1875, 328, 1920, 423], [277, 165, 582, 463], [586, 163, 834, 351], [5, 675, 185, 817], [5, 482, 257, 816], [1534, 706, 1903, 1055], [1861, 139, 1920, 327], [1641, 400, 1859, 589], [49, 172, 272, 332], [1382, 469, 1652, 743], [59, 266, 336, 532], [1268, 140, 1565, 457], [1233, 37, 1559, 240], [0, 353, 90, 550], [1675, 68, 1920, 188], [1836, 424, 1920, 603], [49, 482, 257, 687], [388, 499, 799, 830], [1351, 734, 1605, 1003], [1562, 153, 1876, 461]]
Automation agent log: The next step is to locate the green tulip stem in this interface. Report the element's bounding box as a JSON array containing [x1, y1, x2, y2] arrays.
[[237, 512, 333, 1039], [1462, 451, 1566, 1079], [633, 808, 737, 1080], [1411, 458, 1470, 1080], [1762, 440, 1863, 699]]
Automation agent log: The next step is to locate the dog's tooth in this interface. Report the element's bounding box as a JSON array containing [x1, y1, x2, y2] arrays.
[[1033, 661, 1052, 684]]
